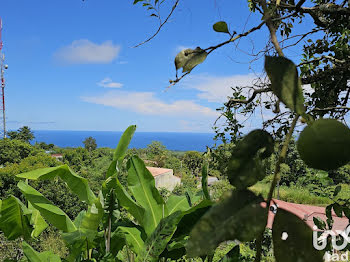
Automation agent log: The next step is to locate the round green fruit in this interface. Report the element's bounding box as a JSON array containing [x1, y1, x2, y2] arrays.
[[297, 119, 350, 171]]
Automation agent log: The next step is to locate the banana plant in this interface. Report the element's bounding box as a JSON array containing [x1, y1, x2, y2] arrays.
[[0, 125, 213, 262]]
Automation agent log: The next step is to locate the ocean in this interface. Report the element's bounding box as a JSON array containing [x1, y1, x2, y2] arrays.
[[32, 130, 217, 152]]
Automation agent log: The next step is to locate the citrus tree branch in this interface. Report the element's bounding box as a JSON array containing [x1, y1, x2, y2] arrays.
[[298, 55, 348, 66], [133, 0, 180, 48], [204, 21, 266, 54], [280, 2, 350, 15], [254, 114, 299, 262], [312, 106, 350, 111], [225, 87, 271, 107], [168, 21, 266, 86]]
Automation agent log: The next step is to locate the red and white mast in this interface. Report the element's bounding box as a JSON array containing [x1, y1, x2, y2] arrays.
[[0, 18, 7, 139]]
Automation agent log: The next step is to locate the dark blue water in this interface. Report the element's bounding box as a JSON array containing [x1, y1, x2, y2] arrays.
[[32, 130, 217, 152]]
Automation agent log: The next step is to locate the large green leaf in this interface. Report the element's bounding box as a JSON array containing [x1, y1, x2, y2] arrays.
[[62, 198, 104, 261], [136, 211, 183, 262], [160, 200, 213, 260], [106, 125, 136, 178], [272, 208, 324, 262], [187, 190, 265, 257], [0, 196, 32, 240], [109, 220, 146, 256], [264, 56, 305, 115], [17, 181, 76, 233], [28, 203, 48, 238], [63, 196, 103, 243], [172, 199, 213, 239], [227, 129, 274, 189], [165, 195, 191, 216], [108, 175, 145, 224], [22, 241, 61, 262], [16, 165, 96, 204], [127, 156, 165, 235], [219, 245, 240, 262], [113, 226, 145, 254]]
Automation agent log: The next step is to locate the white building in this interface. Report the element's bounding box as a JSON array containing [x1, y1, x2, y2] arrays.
[[146, 166, 181, 191]]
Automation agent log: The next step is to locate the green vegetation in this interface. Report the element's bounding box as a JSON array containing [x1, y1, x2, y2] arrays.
[[0, 126, 213, 261], [1, 119, 349, 261], [1, 0, 350, 261], [7, 126, 35, 143], [83, 136, 97, 152]]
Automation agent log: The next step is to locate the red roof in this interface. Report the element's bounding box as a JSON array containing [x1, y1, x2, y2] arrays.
[[264, 199, 349, 232], [146, 166, 173, 177]]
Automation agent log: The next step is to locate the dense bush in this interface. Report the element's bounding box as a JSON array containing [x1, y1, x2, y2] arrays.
[[0, 139, 41, 166]]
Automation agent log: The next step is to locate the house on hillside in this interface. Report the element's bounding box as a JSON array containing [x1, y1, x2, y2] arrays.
[[51, 153, 63, 161], [146, 166, 181, 191]]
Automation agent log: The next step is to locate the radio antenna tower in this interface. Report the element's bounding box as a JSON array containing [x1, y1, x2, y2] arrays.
[[0, 18, 7, 139]]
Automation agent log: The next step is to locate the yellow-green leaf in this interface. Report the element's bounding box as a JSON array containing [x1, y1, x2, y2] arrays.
[[17, 165, 96, 204], [0, 196, 32, 240], [127, 156, 165, 236], [18, 181, 76, 233], [265, 56, 305, 115], [213, 21, 229, 34]]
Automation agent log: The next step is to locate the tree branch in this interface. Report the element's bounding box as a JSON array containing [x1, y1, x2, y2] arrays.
[[312, 106, 350, 111], [298, 55, 348, 66], [168, 21, 266, 86], [133, 0, 180, 48], [205, 21, 266, 54], [226, 87, 271, 107], [258, 0, 285, 56], [280, 2, 350, 15]]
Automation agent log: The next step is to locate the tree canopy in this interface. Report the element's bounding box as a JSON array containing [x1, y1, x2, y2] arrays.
[[7, 126, 35, 143], [134, 0, 349, 142], [83, 136, 97, 151]]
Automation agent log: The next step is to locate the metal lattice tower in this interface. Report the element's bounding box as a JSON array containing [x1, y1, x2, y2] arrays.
[[0, 18, 6, 139]]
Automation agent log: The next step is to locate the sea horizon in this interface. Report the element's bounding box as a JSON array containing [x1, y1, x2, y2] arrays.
[[31, 130, 218, 152]]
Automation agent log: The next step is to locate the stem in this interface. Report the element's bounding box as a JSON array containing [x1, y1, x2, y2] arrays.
[[86, 239, 89, 259], [126, 243, 131, 262], [130, 251, 135, 262], [258, 0, 285, 56], [254, 114, 299, 262], [267, 114, 299, 204], [106, 216, 112, 253]]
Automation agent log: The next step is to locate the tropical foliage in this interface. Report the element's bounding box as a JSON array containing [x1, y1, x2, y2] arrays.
[[1, 0, 350, 261], [0, 126, 214, 261]]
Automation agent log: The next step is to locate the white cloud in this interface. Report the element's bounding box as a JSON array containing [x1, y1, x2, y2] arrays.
[[183, 74, 316, 105], [178, 120, 213, 132], [81, 91, 218, 118], [54, 40, 121, 64], [182, 74, 258, 103], [97, 78, 123, 88]]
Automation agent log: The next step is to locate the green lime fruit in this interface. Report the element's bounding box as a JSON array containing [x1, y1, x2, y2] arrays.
[[297, 119, 350, 170]]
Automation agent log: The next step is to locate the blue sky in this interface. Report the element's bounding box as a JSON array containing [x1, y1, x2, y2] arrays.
[[1, 0, 309, 132]]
